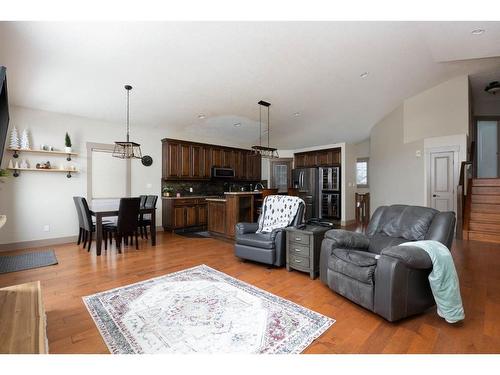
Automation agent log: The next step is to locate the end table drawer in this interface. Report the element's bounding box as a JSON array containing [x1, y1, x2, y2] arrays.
[[289, 232, 310, 245], [288, 243, 310, 257], [290, 254, 310, 268]]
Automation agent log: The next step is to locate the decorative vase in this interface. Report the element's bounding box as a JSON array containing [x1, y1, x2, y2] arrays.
[[65, 147, 72, 153], [8, 159, 13, 169]]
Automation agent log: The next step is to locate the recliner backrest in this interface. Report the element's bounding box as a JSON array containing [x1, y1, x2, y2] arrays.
[[366, 205, 455, 249], [255, 199, 305, 229]]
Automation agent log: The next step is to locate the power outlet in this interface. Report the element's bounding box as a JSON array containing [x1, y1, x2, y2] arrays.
[[43, 224, 50, 232]]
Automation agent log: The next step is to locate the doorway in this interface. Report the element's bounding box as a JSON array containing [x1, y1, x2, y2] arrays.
[[476, 119, 500, 178], [429, 150, 455, 212]]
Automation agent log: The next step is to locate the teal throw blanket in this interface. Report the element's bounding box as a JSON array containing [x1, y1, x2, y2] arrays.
[[400, 240, 465, 323]]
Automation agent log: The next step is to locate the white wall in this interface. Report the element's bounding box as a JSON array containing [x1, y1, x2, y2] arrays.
[[370, 105, 425, 212], [404, 75, 469, 143], [370, 75, 470, 215], [0, 106, 164, 245]]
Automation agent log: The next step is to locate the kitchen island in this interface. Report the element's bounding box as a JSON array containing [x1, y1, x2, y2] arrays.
[[207, 192, 262, 239]]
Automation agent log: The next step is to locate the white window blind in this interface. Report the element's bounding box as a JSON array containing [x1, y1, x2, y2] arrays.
[[356, 158, 369, 187], [91, 149, 127, 199], [273, 164, 289, 192]]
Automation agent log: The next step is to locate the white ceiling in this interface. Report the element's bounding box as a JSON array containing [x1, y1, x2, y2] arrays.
[[1, 21, 500, 149]]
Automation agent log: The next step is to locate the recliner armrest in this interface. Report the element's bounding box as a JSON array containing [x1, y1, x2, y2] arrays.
[[324, 229, 370, 249], [235, 222, 259, 236], [380, 245, 432, 269]]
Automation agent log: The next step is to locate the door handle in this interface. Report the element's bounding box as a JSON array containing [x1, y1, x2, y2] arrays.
[[433, 194, 439, 197]]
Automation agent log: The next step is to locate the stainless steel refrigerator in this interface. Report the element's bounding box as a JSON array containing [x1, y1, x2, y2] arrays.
[[318, 166, 341, 220], [292, 168, 318, 220]]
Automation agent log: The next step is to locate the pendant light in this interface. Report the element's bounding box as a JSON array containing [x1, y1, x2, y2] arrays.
[[113, 85, 143, 159], [251, 100, 279, 159]]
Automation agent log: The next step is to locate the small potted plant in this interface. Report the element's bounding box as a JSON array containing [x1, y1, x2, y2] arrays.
[[162, 186, 174, 197], [65, 132, 72, 153]]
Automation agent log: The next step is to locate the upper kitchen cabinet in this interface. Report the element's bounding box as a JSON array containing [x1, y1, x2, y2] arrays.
[[294, 147, 341, 168], [161, 138, 261, 181]]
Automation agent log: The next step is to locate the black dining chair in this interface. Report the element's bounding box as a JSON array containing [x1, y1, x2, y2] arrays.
[[73, 196, 85, 245], [74, 196, 113, 250], [139, 195, 147, 209], [104, 197, 141, 253], [138, 195, 158, 239]]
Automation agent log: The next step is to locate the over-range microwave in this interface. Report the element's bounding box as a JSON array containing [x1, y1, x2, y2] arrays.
[[211, 167, 235, 178]]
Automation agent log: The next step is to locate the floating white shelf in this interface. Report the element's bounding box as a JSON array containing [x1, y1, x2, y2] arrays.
[[7, 148, 78, 161], [7, 167, 78, 178]]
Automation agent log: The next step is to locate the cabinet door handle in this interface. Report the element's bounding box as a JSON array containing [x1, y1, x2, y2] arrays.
[[294, 248, 301, 252], [295, 237, 301, 241], [295, 259, 302, 263]]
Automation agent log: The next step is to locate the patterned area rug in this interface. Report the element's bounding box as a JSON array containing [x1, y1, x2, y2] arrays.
[[83, 264, 335, 354]]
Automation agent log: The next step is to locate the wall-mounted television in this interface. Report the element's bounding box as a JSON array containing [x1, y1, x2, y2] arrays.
[[0, 66, 9, 167]]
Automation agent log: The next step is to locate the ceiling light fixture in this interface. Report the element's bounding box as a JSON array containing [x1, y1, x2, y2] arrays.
[[360, 72, 369, 78], [198, 114, 206, 119], [234, 122, 242, 127], [485, 81, 500, 95], [112, 85, 143, 160], [471, 29, 485, 35], [252, 100, 279, 159]]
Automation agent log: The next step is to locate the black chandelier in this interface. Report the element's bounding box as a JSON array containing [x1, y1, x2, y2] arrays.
[[251, 100, 279, 159], [113, 85, 143, 159]]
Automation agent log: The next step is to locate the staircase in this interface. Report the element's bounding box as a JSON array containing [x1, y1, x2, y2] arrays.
[[466, 178, 500, 244]]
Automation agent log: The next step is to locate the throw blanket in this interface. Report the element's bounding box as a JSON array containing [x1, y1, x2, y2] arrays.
[[400, 240, 465, 323], [256, 195, 304, 233]]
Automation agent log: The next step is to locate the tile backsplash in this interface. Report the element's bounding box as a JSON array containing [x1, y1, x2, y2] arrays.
[[162, 180, 267, 196]]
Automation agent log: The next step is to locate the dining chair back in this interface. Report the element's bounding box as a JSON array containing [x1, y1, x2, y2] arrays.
[[79, 197, 94, 232], [73, 196, 84, 245], [139, 195, 147, 209], [117, 197, 141, 235], [73, 196, 84, 228]]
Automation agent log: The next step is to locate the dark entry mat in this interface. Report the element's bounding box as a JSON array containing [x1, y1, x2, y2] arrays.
[[0, 250, 58, 274]]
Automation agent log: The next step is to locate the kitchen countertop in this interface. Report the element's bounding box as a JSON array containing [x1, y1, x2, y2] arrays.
[[161, 195, 220, 200], [162, 191, 263, 199], [224, 191, 263, 195], [206, 198, 227, 202]]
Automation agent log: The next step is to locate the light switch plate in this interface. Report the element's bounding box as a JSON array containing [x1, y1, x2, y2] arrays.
[[416, 150, 422, 158]]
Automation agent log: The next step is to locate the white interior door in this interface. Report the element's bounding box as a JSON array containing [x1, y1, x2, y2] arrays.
[[477, 120, 499, 178], [430, 151, 454, 212]]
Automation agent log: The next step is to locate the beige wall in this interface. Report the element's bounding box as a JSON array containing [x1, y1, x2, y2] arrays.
[[403, 75, 469, 143], [370, 105, 425, 213]]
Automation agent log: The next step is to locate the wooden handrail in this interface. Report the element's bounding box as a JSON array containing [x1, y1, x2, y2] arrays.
[[456, 141, 475, 240]]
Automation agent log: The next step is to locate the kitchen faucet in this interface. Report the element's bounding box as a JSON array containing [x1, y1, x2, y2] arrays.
[[254, 182, 264, 191]]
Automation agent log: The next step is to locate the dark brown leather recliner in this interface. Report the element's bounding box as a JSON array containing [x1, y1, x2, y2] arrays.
[[319, 205, 456, 322]]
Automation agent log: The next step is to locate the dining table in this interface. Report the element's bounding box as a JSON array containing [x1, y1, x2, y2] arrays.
[[90, 202, 156, 256]]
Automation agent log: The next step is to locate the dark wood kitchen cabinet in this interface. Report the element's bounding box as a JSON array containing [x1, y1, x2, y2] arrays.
[[162, 138, 261, 181], [179, 143, 191, 178], [163, 198, 208, 230], [294, 147, 341, 168]]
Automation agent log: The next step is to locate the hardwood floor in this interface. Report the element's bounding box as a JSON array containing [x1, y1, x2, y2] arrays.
[[0, 232, 499, 354]]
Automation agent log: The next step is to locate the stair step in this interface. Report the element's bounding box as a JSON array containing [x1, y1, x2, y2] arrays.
[[471, 203, 500, 213], [471, 195, 500, 204], [469, 222, 500, 233], [471, 186, 500, 195], [473, 178, 500, 187], [468, 231, 500, 244], [470, 212, 500, 222]]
